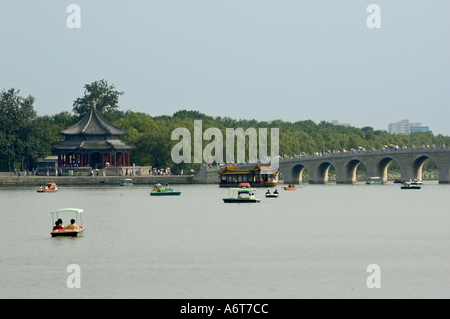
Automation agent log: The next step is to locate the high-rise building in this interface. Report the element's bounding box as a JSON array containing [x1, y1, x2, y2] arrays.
[[388, 119, 429, 135]]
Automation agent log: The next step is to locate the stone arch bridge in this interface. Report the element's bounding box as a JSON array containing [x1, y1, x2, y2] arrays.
[[277, 146, 450, 184]]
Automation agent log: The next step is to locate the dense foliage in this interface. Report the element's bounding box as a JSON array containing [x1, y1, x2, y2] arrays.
[[1, 83, 449, 173]]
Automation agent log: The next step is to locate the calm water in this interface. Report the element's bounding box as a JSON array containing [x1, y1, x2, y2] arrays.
[[0, 181, 449, 299]]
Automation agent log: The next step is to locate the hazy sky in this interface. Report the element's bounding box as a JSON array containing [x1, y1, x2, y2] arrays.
[[1, 1, 449, 135]]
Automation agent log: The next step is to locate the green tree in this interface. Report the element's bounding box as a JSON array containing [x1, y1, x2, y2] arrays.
[[0, 88, 51, 171], [72, 79, 124, 120]]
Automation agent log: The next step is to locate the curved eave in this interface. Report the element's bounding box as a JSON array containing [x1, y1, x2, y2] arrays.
[[60, 107, 127, 136]]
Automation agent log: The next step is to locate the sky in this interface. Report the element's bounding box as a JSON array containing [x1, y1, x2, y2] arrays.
[[1, 0, 449, 135]]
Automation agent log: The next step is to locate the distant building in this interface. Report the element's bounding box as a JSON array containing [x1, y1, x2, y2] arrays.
[[388, 119, 429, 135], [410, 126, 430, 133], [331, 120, 351, 127]]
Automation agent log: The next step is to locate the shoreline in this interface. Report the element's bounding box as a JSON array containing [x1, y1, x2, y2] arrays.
[[0, 173, 439, 186], [0, 174, 208, 186]]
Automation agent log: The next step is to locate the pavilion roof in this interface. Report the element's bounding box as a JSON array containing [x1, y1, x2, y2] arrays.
[[60, 101, 127, 136]]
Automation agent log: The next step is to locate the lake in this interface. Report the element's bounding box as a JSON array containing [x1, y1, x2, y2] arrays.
[[0, 181, 449, 299]]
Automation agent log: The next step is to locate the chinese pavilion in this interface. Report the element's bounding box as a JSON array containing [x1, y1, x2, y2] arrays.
[[52, 101, 135, 169]]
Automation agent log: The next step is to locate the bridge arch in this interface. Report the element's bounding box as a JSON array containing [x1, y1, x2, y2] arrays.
[[373, 156, 402, 184], [342, 158, 370, 184], [408, 154, 440, 181], [310, 160, 338, 184], [287, 163, 311, 184]]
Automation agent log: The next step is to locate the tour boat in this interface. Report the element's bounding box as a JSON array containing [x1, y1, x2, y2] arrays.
[[366, 177, 382, 184], [218, 165, 279, 188], [120, 179, 133, 186], [37, 183, 58, 193], [401, 182, 421, 190], [223, 184, 260, 203], [50, 208, 85, 237], [150, 183, 181, 196]]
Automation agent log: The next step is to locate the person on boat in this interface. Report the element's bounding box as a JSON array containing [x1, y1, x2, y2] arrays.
[[67, 219, 80, 230], [39, 185, 43, 191], [57, 219, 65, 228], [238, 193, 242, 198], [53, 221, 64, 231], [266, 190, 271, 195], [249, 193, 255, 199], [273, 189, 279, 194]]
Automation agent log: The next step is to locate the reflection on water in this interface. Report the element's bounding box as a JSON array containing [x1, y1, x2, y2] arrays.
[[0, 181, 449, 298]]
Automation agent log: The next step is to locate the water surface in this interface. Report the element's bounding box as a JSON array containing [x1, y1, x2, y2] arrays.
[[0, 181, 449, 298]]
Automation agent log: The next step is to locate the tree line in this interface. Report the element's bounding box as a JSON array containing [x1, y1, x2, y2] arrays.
[[1, 80, 449, 173]]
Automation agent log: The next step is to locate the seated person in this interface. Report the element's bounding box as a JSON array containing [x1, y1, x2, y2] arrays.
[[53, 221, 64, 231], [273, 189, 278, 194], [66, 219, 80, 230], [57, 219, 65, 228], [266, 190, 271, 195]]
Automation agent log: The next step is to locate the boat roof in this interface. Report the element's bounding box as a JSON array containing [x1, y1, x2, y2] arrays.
[[230, 188, 257, 192], [368, 177, 380, 179], [51, 208, 83, 215]]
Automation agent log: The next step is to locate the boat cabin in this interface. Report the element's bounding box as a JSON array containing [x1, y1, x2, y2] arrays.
[[366, 177, 382, 184], [219, 165, 279, 187], [120, 179, 133, 186]]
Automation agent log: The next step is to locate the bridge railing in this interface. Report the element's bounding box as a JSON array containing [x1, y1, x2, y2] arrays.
[[200, 145, 449, 170]]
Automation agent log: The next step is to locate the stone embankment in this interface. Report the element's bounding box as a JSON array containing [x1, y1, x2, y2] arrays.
[[0, 174, 206, 186]]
